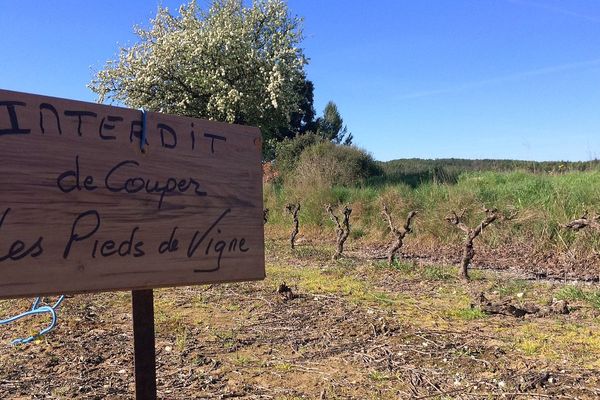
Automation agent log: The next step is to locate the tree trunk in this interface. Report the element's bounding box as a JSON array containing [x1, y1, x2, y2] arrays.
[[460, 242, 474, 281], [387, 237, 402, 265]]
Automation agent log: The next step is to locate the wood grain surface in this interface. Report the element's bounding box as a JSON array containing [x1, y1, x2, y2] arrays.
[[0, 88, 265, 299]]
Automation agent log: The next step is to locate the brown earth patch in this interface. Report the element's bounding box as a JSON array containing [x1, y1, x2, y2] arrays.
[[1, 240, 599, 399]]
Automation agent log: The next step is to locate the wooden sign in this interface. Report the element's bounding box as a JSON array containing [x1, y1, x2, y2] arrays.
[[0, 88, 265, 299]]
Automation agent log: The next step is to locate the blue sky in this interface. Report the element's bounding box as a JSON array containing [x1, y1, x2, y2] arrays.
[[1, 0, 599, 161]]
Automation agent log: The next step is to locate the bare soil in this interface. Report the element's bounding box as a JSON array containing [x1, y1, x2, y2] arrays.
[[1, 238, 599, 399]]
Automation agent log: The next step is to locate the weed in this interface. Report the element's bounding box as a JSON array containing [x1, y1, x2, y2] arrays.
[[495, 279, 530, 297], [275, 362, 294, 372], [368, 370, 389, 381], [268, 264, 367, 299], [588, 293, 600, 309], [519, 339, 544, 356], [211, 328, 238, 349], [51, 386, 71, 397], [175, 327, 188, 352], [225, 304, 241, 312], [422, 265, 454, 281], [351, 227, 366, 240], [293, 245, 330, 260], [374, 259, 415, 274], [556, 286, 600, 309], [154, 308, 183, 333], [555, 285, 587, 301], [447, 307, 486, 320], [231, 353, 254, 367], [370, 292, 396, 306], [466, 269, 486, 281]]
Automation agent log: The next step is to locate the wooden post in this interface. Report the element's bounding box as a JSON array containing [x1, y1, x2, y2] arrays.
[[132, 289, 157, 400]]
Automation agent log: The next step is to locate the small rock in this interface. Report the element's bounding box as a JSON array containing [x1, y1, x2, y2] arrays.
[[516, 292, 524, 298], [165, 346, 172, 352]]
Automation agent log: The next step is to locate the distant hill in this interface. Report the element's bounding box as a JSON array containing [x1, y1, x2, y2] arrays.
[[376, 158, 600, 187]]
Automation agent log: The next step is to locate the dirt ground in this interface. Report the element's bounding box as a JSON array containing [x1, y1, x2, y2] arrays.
[[397, 239, 600, 283], [1, 237, 600, 399]]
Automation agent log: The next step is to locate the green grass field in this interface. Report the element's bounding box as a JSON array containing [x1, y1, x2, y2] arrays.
[[265, 170, 600, 272]]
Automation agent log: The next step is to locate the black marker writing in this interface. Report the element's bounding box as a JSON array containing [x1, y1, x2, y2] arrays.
[[0, 208, 44, 262], [158, 123, 177, 149], [0, 101, 30, 136], [190, 123, 196, 150], [99, 115, 123, 140], [63, 210, 101, 259], [129, 120, 144, 145], [63, 210, 144, 259], [188, 209, 231, 259], [39, 103, 62, 135], [159, 227, 179, 254], [63, 110, 97, 136], [204, 133, 226, 154], [187, 209, 251, 272], [56, 155, 97, 193], [104, 159, 207, 209], [91, 226, 144, 258]]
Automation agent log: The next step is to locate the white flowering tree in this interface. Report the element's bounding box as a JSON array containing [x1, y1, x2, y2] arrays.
[[89, 0, 307, 154]]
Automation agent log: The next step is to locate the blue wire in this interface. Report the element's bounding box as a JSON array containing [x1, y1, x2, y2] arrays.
[[30, 297, 41, 311], [0, 295, 65, 345]]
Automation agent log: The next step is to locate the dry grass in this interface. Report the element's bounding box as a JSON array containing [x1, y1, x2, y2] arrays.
[[1, 238, 599, 398]]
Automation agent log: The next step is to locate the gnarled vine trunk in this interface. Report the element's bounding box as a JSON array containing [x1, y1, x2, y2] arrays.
[[382, 205, 418, 265], [326, 205, 352, 260], [285, 203, 300, 249]]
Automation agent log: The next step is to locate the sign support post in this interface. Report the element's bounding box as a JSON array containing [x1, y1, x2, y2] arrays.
[[132, 289, 157, 400]]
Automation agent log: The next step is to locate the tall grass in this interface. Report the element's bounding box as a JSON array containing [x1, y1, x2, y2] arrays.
[[264, 170, 600, 254]]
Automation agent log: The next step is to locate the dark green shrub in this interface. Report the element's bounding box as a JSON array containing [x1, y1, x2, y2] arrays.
[[292, 141, 382, 188], [274, 132, 322, 180]]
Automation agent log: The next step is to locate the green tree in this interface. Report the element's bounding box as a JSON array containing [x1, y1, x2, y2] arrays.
[[286, 78, 317, 136], [89, 0, 307, 155], [316, 101, 353, 145]]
